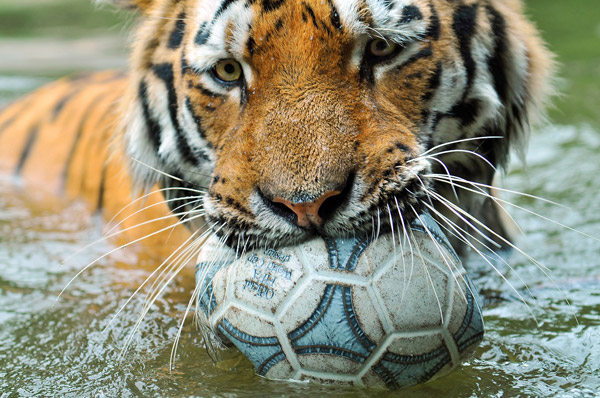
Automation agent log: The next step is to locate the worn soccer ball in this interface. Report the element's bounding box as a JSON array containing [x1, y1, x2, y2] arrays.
[[195, 213, 484, 389]]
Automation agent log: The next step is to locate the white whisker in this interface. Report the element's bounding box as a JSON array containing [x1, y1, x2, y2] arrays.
[[431, 175, 597, 245], [410, 207, 467, 302], [172, 233, 233, 369], [57, 211, 206, 302], [427, 173, 566, 209], [105, 221, 213, 332], [424, 200, 535, 321], [119, 223, 226, 360], [386, 203, 397, 260], [63, 191, 204, 266], [419, 136, 502, 157], [411, 149, 497, 173], [408, 224, 445, 325]]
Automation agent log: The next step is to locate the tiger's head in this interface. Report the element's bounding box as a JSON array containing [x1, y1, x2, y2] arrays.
[[116, 0, 553, 251]]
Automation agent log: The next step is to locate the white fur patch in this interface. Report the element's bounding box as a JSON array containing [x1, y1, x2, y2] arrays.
[[188, 0, 254, 77]]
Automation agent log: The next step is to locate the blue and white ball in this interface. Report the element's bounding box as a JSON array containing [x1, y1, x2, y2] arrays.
[[196, 213, 484, 389]]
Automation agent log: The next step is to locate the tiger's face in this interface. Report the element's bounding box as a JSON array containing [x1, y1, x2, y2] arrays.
[[121, 0, 552, 250]]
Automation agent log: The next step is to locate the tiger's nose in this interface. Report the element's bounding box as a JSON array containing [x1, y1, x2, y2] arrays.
[[259, 174, 355, 229], [272, 190, 342, 229]]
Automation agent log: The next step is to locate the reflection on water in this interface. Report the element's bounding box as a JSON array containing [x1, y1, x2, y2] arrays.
[[1, 0, 599, 396]]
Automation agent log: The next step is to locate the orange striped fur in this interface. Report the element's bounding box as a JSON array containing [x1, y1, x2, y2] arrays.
[[0, 71, 190, 259]]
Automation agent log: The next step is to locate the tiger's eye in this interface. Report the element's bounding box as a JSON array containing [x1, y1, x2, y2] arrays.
[[214, 59, 242, 82], [369, 39, 398, 57]]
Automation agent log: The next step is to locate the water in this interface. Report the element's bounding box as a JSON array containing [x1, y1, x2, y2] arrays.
[[1, 1, 599, 396]]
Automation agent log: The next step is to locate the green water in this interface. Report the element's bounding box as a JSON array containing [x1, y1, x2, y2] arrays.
[[1, 1, 599, 396]]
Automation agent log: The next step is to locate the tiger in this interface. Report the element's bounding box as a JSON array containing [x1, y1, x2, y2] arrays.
[[0, 0, 553, 369]]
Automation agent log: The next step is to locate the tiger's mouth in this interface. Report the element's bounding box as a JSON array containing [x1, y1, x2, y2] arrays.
[[199, 156, 432, 251]]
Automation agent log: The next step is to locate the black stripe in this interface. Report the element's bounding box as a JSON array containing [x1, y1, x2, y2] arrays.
[[510, 102, 526, 134], [214, 0, 237, 19], [240, 83, 249, 107], [302, 3, 319, 29], [274, 17, 284, 31], [430, 112, 443, 133], [262, 0, 285, 12], [168, 11, 187, 49], [152, 63, 202, 166], [486, 5, 509, 104], [0, 115, 17, 137], [0, 97, 35, 138], [61, 94, 109, 191], [477, 127, 503, 169], [381, 0, 393, 11], [195, 21, 210, 45], [69, 70, 127, 84], [96, 162, 108, 212], [400, 5, 423, 24], [422, 61, 442, 102], [395, 142, 412, 153], [185, 97, 209, 143], [394, 45, 433, 73], [50, 73, 124, 123], [426, 3, 440, 41], [320, 20, 333, 36], [181, 51, 190, 77], [139, 80, 162, 153], [246, 35, 256, 55], [65, 71, 94, 82], [450, 99, 481, 127], [14, 125, 39, 176], [194, 84, 223, 99], [52, 73, 124, 121], [449, 5, 489, 128], [52, 89, 82, 121], [452, 4, 479, 97]]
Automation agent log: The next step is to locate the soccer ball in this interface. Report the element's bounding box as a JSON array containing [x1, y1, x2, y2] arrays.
[[195, 213, 484, 389]]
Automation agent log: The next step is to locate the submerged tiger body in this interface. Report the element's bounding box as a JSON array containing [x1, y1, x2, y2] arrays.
[[0, 0, 553, 261]]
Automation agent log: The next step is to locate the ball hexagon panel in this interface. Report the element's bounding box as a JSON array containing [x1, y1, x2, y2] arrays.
[[294, 238, 329, 274], [448, 278, 485, 354], [275, 281, 382, 376], [349, 284, 387, 345], [277, 279, 329, 333], [298, 234, 379, 278], [410, 216, 461, 270], [372, 339, 452, 390], [196, 259, 230, 318], [374, 254, 450, 331], [217, 315, 288, 377], [362, 234, 398, 276], [228, 246, 306, 315]]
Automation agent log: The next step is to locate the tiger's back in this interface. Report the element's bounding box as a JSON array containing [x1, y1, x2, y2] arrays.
[[0, 71, 190, 258]]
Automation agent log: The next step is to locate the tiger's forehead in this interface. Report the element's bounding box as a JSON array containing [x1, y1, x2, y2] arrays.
[[187, 0, 430, 70]]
